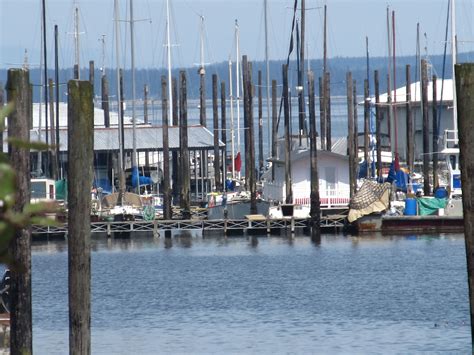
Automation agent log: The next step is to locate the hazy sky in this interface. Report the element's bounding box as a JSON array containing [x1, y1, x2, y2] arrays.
[[1, 0, 473, 71]]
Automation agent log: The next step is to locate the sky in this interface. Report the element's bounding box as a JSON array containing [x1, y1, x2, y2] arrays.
[[1, 0, 473, 71]]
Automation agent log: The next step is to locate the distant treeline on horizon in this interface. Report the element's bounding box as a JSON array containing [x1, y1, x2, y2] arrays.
[[1, 51, 473, 104]]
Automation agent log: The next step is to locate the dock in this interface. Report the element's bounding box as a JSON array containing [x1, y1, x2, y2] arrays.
[[31, 214, 348, 238]]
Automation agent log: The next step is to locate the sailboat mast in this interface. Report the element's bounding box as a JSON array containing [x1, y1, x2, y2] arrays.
[[386, 6, 393, 157], [166, 0, 173, 121], [451, 0, 457, 132], [114, 0, 124, 188], [130, 0, 137, 173], [229, 59, 235, 179], [264, 0, 271, 157], [199, 15, 206, 126], [235, 19, 241, 179]]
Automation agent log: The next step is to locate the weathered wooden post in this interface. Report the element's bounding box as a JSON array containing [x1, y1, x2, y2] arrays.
[[89, 60, 94, 88], [353, 79, 359, 178], [172, 77, 179, 202], [432, 74, 439, 189], [220, 81, 227, 187], [54, 24, 61, 172], [363, 79, 370, 178], [248, 63, 257, 214], [308, 71, 321, 240], [179, 71, 191, 219], [7, 68, 32, 355], [386, 74, 392, 149], [161, 76, 171, 221], [283, 64, 292, 204], [374, 70, 382, 180], [212, 74, 221, 191], [421, 59, 431, 196], [119, 69, 125, 167], [67, 79, 93, 355], [325, 71, 332, 151], [406, 65, 414, 175], [271, 79, 277, 181], [347, 72, 356, 198], [258, 70, 264, 176], [455, 63, 474, 347], [144, 84, 149, 124], [242, 57, 250, 191], [319, 77, 326, 150], [48, 78, 58, 180], [101, 74, 110, 127]]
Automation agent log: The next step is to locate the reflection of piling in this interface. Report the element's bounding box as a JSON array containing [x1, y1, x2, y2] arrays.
[[456, 63, 474, 347], [67, 80, 93, 354], [308, 71, 321, 241], [179, 71, 191, 219], [7, 68, 33, 354], [161, 76, 171, 220]]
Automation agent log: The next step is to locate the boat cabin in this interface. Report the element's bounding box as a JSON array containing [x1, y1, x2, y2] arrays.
[[31, 178, 56, 203]]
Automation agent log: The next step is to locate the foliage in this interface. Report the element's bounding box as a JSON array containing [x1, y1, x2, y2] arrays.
[[0, 103, 59, 269]]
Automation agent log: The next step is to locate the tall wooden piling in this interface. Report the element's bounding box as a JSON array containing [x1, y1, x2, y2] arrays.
[[74, 65, 79, 80], [220, 81, 227, 187], [179, 71, 191, 219], [363, 79, 370, 178], [258, 70, 264, 176], [119, 69, 125, 167], [48, 78, 58, 179], [374, 70, 382, 180], [212, 74, 221, 191], [283, 64, 293, 204], [271, 79, 277, 181], [242, 57, 250, 190], [144, 84, 149, 124], [406, 65, 414, 175], [308, 71, 320, 239], [89, 60, 94, 88], [199, 65, 206, 127], [353, 80, 359, 174], [54, 25, 60, 171], [386, 74, 392, 148], [432, 75, 439, 189], [319, 77, 326, 150], [421, 59, 430, 196], [172, 77, 179, 201], [455, 63, 474, 347], [346, 72, 356, 198], [161, 76, 171, 220], [7, 68, 33, 355], [67, 80, 93, 355], [325, 71, 332, 151], [101, 74, 110, 127]]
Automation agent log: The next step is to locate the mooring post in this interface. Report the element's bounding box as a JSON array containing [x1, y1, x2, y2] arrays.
[[258, 70, 264, 176], [406, 65, 414, 176], [283, 64, 292, 204], [308, 70, 321, 241], [89, 60, 94, 89], [346, 72, 356, 198], [171, 77, 179, 204], [242, 56, 250, 191], [421, 59, 431, 196], [212, 74, 221, 191], [325, 71, 332, 151], [432, 74, 439, 190], [67, 79, 93, 355], [179, 71, 191, 219], [455, 63, 474, 346], [375, 70, 382, 181], [161, 76, 172, 220], [144, 84, 149, 124], [247, 60, 257, 215], [319, 76, 326, 150], [220, 81, 227, 186], [7, 68, 33, 355], [48, 78, 58, 180], [363, 79, 370, 178], [101, 73, 110, 127]]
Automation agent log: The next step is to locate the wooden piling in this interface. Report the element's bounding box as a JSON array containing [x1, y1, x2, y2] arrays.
[[283, 64, 293, 204], [363, 79, 370, 178], [89, 60, 94, 88], [199, 65, 206, 127], [406, 65, 414, 175], [271, 79, 277, 181], [353, 79, 359, 175], [7, 68, 33, 355], [54, 25, 60, 172], [67, 79, 93, 355], [161, 76, 171, 220], [119, 69, 125, 167], [386, 74, 392, 150], [325, 72, 332, 151], [455, 62, 474, 347], [144, 84, 149, 124], [101, 74, 110, 127], [220, 81, 227, 187], [48, 78, 58, 179], [179, 71, 191, 219], [432, 74, 439, 189], [172, 77, 179, 201], [74, 65, 79, 80], [421, 59, 431, 196], [374, 70, 382, 180], [242, 56, 250, 191], [308, 71, 320, 239], [319, 77, 326, 150], [346, 72, 356, 198], [258, 70, 264, 176], [212, 74, 221, 191]]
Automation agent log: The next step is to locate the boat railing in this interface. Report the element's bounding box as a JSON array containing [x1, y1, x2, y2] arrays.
[[443, 130, 459, 150]]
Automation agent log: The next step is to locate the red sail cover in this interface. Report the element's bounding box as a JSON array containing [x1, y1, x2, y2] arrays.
[[234, 152, 242, 172]]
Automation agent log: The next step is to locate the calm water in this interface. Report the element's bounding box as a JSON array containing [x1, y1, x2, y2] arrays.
[[31, 233, 470, 354]]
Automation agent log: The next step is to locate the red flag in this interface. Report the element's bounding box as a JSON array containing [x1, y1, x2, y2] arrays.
[[234, 152, 242, 172]]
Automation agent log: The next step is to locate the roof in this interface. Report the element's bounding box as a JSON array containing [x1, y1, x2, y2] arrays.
[[5, 125, 224, 152], [369, 79, 454, 105]]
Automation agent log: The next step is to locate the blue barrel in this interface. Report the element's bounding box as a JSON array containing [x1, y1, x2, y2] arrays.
[[434, 187, 448, 199], [404, 198, 417, 216]]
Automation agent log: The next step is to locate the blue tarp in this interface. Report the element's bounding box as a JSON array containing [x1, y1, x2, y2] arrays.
[[131, 166, 153, 188]]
